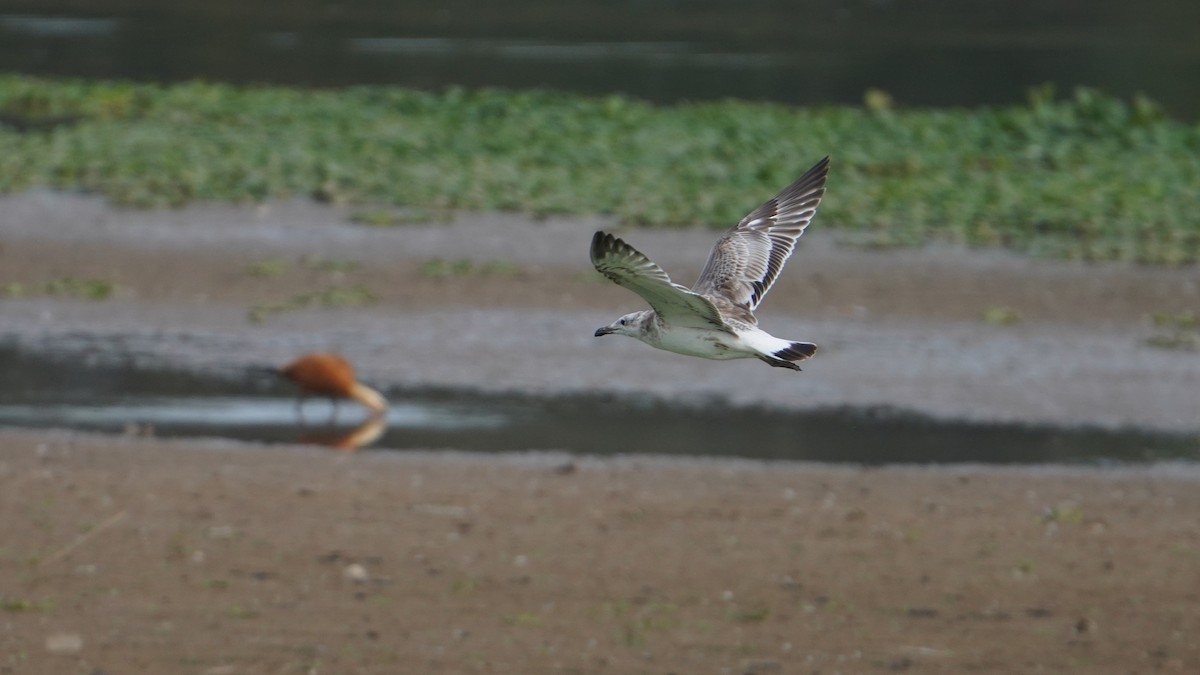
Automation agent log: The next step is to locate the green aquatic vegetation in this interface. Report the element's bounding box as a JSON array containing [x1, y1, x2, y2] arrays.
[[1145, 310, 1200, 351], [1152, 310, 1198, 330], [1145, 333, 1200, 351], [450, 577, 481, 594], [502, 611, 542, 627], [1012, 559, 1037, 578], [418, 258, 474, 279], [726, 605, 770, 624], [1, 598, 53, 613], [301, 256, 359, 273], [418, 257, 522, 279], [349, 207, 450, 227], [227, 605, 260, 619], [246, 258, 290, 278], [1040, 502, 1085, 524], [247, 284, 377, 323], [0, 277, 117, 300], [1, 76, 1199, 262], [981, 305, 1022, 326]]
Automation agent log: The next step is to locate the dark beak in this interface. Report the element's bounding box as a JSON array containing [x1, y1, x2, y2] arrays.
[[594, 326, 613, 337]]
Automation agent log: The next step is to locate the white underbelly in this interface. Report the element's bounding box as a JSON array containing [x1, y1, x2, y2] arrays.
[[651, 327, 751, 360]]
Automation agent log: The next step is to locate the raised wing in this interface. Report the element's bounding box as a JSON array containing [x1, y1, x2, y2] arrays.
[[590, 231, 731, 331], [693, 156, 829, 310]]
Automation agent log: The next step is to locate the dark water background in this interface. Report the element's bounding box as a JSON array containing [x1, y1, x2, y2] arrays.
[[1, 345, 1195, 464], [1, 0, 1197, 118]]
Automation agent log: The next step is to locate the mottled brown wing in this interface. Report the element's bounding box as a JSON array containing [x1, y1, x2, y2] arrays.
[[590, 231, 731, 331], [693, 156, 829, 310]]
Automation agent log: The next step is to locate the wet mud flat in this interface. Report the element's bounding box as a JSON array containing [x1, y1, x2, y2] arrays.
[[1, 193, 1199, 672], [2, 429, 1199, 673], [1, 191, 1198, 435]]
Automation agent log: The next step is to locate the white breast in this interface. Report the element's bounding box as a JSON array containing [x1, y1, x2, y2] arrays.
[[647, 326, 752, 361]]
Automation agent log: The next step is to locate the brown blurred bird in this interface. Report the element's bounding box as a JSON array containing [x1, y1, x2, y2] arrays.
[[277, 352, 388, 417]]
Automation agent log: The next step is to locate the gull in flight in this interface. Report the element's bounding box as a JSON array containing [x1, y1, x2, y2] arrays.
[[591, 156, 829, 371]]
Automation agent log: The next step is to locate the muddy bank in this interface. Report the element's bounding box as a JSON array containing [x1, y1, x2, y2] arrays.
[[2, 429, 1198, 674], [2, 191, 1198, 432], [1, 192, 1199, 673]]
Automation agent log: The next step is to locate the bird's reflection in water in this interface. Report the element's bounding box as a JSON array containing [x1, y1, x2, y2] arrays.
[[295, 413, 388, 452]]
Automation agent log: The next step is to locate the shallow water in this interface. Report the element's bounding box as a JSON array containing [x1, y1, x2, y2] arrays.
[[1, 345, 1195, 464], [1, 1, 1197, 118]]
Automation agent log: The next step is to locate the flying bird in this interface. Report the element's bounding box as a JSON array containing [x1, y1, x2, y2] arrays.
[[276, 352, 388, 416], [592, 156, 829, 371]]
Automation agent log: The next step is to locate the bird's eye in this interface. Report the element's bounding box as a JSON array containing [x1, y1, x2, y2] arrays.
[[619, 319, 627, 326]]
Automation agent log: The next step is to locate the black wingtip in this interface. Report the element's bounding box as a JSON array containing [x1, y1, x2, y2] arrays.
[[804, 156, 831, 183], [763, 156, 831, 211], [756, 158, 829, 221], [590, 230, 612, 263], [591, 229, 637, 263], [774, 342, 818, 362], [593, 230, 621, 247]]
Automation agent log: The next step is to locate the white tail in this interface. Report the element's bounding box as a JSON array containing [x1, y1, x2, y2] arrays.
[[349, 382, 388, 414]]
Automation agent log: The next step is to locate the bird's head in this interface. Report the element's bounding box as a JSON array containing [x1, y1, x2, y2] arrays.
[[594, 311, 649, 338]]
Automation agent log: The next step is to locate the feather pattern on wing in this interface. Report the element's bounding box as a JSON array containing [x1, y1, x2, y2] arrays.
[[693, 156, 829, 310], [590, 231, 732, 331]]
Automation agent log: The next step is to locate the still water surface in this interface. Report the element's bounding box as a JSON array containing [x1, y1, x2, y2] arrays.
[[1, 1, 1197, 117], [1, 346, 1195, 464]]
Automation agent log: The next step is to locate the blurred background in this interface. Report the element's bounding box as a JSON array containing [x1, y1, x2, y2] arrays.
[[1, 0, 1198, 116], [0, 0, 1197, 462]]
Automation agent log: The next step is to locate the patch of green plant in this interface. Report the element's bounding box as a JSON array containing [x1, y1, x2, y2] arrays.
[[246, 258, 290, 278], [0, 77, 151, 131], [418, 257, 522, 279], [1041, 502, 1084, 524], [1, 597, 53, 613], [349, 207, 449, 227], [227, 605, 259, 619], [0, 278, 117, 300], [836, 231, 918, 251], [1013, 559, 1037, 577], [303, 256, 358, 273], [726, 605, 770, 624], [1152, 311, 1199, 330], [596, 599, 681, 647], [981, 305, 1022, 326], [1145, 333, 1200, 352], [248, 284, 377, 323], [502, 611, 542, 627], [1146, 310, 1200, 351], [451, 577, 481, 594], [2, 76, 1199, 263]]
